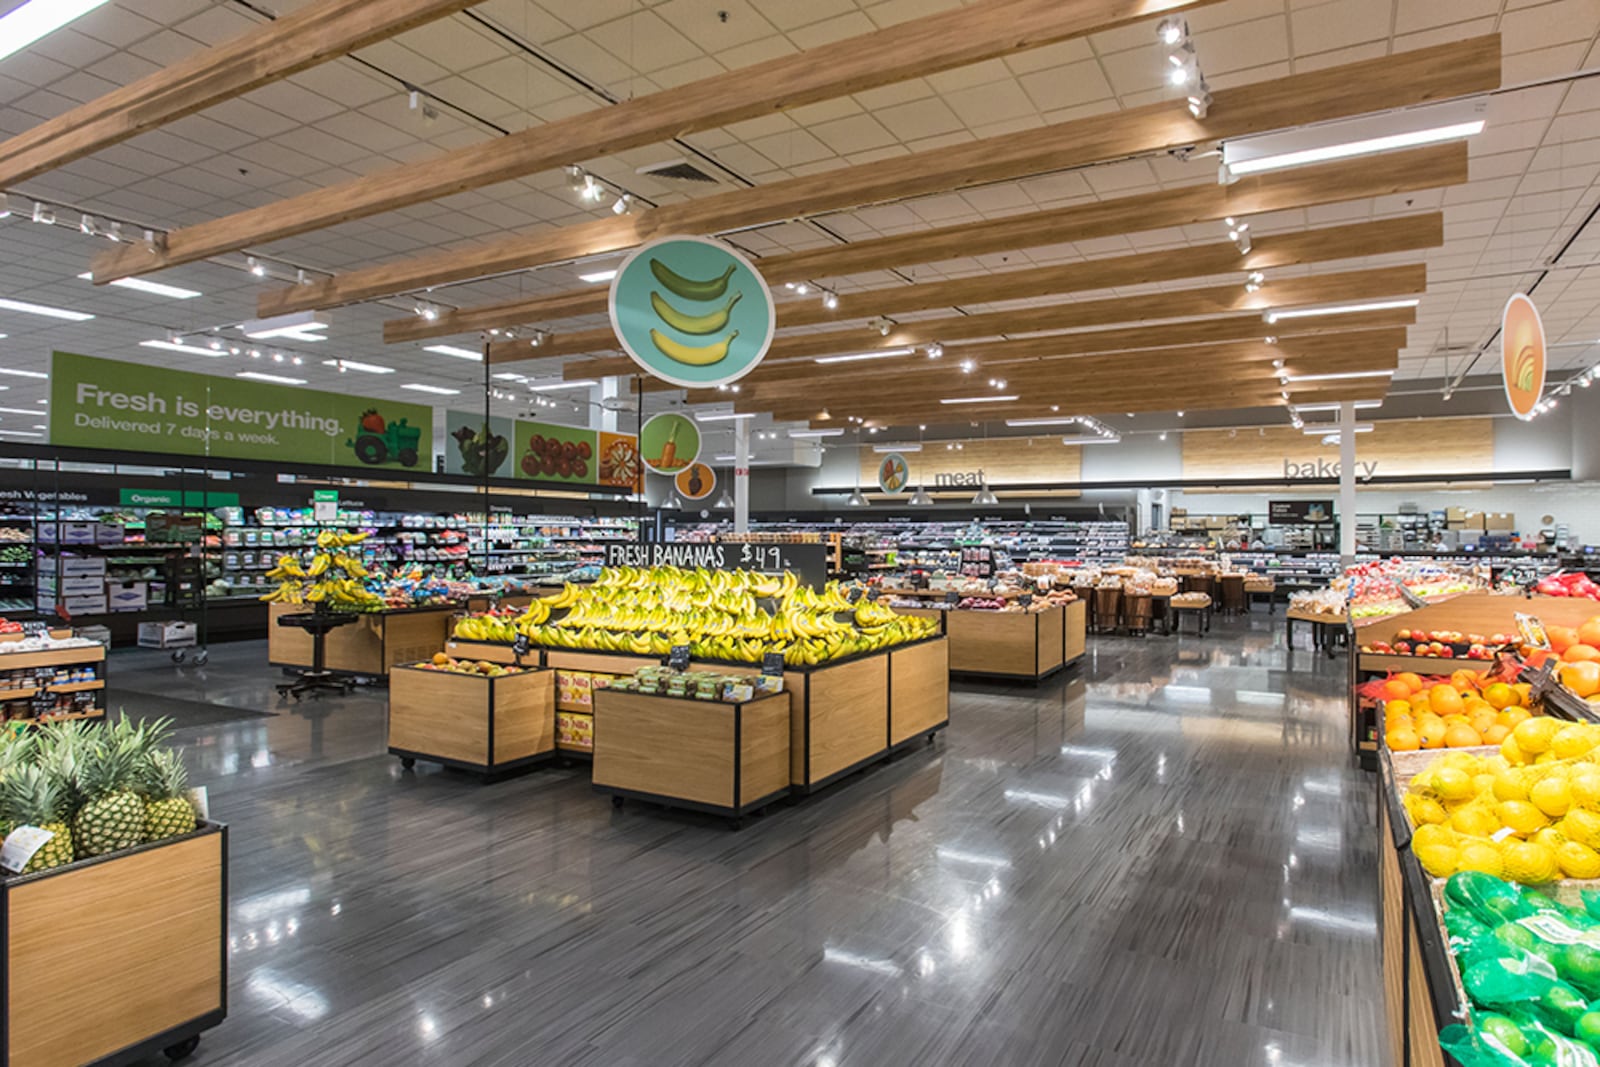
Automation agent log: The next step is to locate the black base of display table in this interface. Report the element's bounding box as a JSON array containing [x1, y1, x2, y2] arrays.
[[274, 610, 360, 701]]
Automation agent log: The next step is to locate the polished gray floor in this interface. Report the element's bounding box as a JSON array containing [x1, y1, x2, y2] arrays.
[[108, 612, 1380, 1067]]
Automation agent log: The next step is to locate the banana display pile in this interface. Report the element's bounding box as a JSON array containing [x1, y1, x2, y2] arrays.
[[259, 530, 386, 611], [451, 565, 939, 666]]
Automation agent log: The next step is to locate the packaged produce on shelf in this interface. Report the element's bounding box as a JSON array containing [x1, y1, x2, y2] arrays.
[[452, 566, 939, 666], [0, 716, 200, 875], [1535, 571, 1600, 601], [1170, 592, 1213, 608], [606, 665, 783, 702], [1333, 557, 1481, 620], [1289, 587, 1348, 616], [1371, 665, 1534, 752]]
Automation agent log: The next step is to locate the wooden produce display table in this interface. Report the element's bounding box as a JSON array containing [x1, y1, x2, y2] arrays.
[[267, 601, 456, 677], [1062, 599, 1086, 664], [444, 636, 951, 794], [1286, 607, 1346, 658], [387, 664, 556, 779], [592, 690, 792, 827], [945, 604, 1068, 682], [1, 822, 228, 1066]]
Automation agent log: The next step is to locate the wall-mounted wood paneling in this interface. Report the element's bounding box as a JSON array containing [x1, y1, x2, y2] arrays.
[[859, 438, 1081, 489], [1180, 417, 1495, 481]]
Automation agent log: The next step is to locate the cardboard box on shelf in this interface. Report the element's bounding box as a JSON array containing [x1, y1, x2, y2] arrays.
[[51, 556, 107, 578], [106, 581, 148, 612], [39, 575, 105, 596], [36, 595, 108, 616]]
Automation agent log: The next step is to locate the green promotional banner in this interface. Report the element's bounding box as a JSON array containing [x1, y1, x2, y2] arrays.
[[608, 235, 775, 388], [443, 409, 514, 479], [51, 352, 433, 471], [118, 488, 240, 508]]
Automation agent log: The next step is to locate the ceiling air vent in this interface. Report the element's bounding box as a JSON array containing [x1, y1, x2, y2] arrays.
[[636, 158, 719, 184]]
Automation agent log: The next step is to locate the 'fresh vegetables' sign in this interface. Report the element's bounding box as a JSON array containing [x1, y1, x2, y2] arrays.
[[52, 351, 431, 471]]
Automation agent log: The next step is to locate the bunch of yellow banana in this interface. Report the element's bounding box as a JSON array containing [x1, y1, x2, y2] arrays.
[[315, 530, 372, 550], [332, 553, 370, 578], [453, 614, 518, 642], [515, 600, 550, 627], [540, 583, 582, 609], [259, 581, 305, 604], [306, 554, 331, 577], [265, 554, 307, 580]]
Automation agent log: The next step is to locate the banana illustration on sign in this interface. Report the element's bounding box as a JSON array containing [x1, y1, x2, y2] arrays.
[[650, 259, 735, 301], [650, 290, 742, 335], [651, 329, 738, 366]]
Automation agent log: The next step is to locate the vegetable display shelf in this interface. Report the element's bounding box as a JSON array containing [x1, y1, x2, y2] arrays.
[[387, 664, 556, 780], [0, 633, 108, 731], [267, 601, 457, 678], [893, 600, 1084, 682], [1349, 593, 1600, 767], [592, 690, 793, 828], [0, 822, 228, 1067], [442, 636, 950, 794]]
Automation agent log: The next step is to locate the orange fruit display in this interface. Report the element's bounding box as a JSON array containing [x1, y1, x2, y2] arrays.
[[1429, 685, 1465, 716], [1564, 644, 1600, 664], [1387, 727, 1420, 751], [1381, 678, 1412, 701], [1443, 723, 1484, 748], [1579, 617, 1600, 649], [1482, 682, 1516, 710], [1551, 626, 1580, 654], [1395, 672, 1425, 693], [1418, 719, 1448, 749], [1561, 660, 1600, 699]]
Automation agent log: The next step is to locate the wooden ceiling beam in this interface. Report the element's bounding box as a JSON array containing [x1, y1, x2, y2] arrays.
[[531, 263, 1425, 373], [91, 0, 1224, 283], [471, 213, 1437, 359], [0, 0, 481, 189], [383, 144, 1466, 344], [257, 35, 1498, 315]]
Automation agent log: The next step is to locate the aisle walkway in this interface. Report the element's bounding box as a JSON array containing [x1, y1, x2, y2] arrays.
[[110, 612, 1380, 1067]]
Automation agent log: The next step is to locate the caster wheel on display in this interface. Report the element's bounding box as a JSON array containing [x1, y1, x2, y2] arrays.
[[611, 795, 625, 809], [192, 650, 209, 667], [400, 757, 416, 770], [170, 650, 186, 664], [164, 1035, 200, 1061], [728, 817, 744, 831]]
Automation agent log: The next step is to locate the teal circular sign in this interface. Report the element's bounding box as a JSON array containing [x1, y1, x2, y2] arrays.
[[609, 235, 776, 388]]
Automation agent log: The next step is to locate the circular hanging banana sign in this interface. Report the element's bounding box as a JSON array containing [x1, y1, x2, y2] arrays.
[[609, 235, 776, 388], [1501, 292, 1546, 421]]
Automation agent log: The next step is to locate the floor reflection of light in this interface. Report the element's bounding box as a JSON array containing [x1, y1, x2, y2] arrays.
[[1004, 788, 1074, 808], [235, 886, 311, 923], [915, 951, 937, 978], [1059, 745, 1118, 760], [822, 947, 902, 977], [935, 847, 1012, 869], [419, 1014, 437, 1040], [948, 913, 972, 960], [1288, 905, 1375, 935], [250, 748, 272, 768], [245, 969, 328, 1021], [1162, 685, 1213, 704]]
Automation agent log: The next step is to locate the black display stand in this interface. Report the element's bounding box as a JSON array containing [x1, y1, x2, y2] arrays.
[[274, 609, 359, 701]]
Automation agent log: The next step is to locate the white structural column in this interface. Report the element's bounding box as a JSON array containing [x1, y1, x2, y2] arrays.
[[1339, 400, 1357, 564], [734, 417, 751, 534], [598, 377, 623, 433]]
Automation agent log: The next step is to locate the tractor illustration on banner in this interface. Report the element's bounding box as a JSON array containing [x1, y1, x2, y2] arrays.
[[348, 408, 421, 468]]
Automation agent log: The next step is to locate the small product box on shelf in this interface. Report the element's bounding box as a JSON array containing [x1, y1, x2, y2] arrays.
[[137, 620, 198, 649], [39, 574, 105, 597], [93, 523, 126, 546], [40, 522, 96, 545], [55, 556, 107, 578], [37, 594, 108, 616]]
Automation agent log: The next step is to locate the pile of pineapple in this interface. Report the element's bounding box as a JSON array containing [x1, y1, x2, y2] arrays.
[[0, 717, 199, 876]]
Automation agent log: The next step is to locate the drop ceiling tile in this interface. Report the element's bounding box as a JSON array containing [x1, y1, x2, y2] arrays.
[[808, 113, 896, 155], [1016, 60, 1116, 114]]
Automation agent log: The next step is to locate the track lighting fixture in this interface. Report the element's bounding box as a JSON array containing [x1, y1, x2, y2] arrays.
[[821, 290, 839, 310], [1157, 16, 1186, 46], [926, 342, 944, 359], [1227, 220, 1251, 255], [1187, 83, 1212, 120], [612, 193, 634, 215], [32, 202, 54, 225], [565, 164, 585, 191], [0, 193, 8, 219], [248, 256, 265, 277], [579, 174, 604, 203], [79, 214, 97, 236], [959, 359, 975, 373], [1244, 271, 1265, 293]]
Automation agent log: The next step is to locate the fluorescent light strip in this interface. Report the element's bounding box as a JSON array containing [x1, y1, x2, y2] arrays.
[[814, 347, 915, 365], [578, 269, 618, 283], [941, 395, 1018, 405], [77, 272, 201, 300], [1290, 401, 1383, 412], [1229, 120, 1484, 176], [491, 372, 526, 381], [1284, 369, 1395, 383], [872, 444, 922, 453], [527, 379, 597, 392], [236, 371, 306, 385], [401, 383, 461, 395], [0, 406, 45, 415], [1304, 423, 1375, 435], [0, 430, 44, 438], [1006, 417, 1088, 427], [422, 344, 481, 361], [0, 368, 47, 379], [695, 412, 755, 422], [321, 359, 394, 374], [0, 298, 93, 322], [1061, 435, 1122, 445], [1264, 299, 1418, 324], [0, 0, 112, 64], [789, 429, 844, 438], [140, 340, 224, 356]]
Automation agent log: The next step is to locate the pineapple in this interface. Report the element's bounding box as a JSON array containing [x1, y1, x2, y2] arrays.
[[72, 719, 160, 858], [0, 764, 75, 872], [141, 748, 197, 842], [0, 732, 38, 840]]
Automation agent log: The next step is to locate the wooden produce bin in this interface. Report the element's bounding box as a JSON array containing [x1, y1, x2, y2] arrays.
[[593, 689, 792, 827], [268, 601, 456, 677], [888, 636, 949, 746], [2, 823, 227, 1067], [0, 638, 108, 730], [944, 605, 1067, 682], [388, 664, 555, 779], [1062, 599, 1087, 665]]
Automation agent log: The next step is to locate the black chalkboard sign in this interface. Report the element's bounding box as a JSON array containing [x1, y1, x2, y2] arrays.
[[1019, 594, 1034, 608], [21, 621, 48, 637], [513, 632, 531, 657], [847, 586, 864, 604], [762, 651, 784, 675], [945, 590, 960, 605], [668, 644, 690, 671], [866, 587, 881, 602]]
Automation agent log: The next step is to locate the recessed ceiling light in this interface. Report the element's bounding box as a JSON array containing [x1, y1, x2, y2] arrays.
[[578, 269, 618, 283], [321, 359, 394, 374], [695, 412, 755, 422], [1005, 417, 1087, 427], [0, 368, 47, 380], [236, 371, 306, 385], [940, 395, 1018, 405], [0, 298, 93, 321], [422, 344, 481, 361], [0, 0, 112, 63], [1290, 401, 1383, 412], [401, 383, 461, 395], [491, 372, 526, 381], [141, 340, 224, 356], [77, 272, 202, 299], [242, 311, 328, 340]]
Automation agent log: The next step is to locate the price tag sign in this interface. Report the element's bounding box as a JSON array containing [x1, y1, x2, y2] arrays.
[[867, 587, 881, 602], [513, 632, 531, 657], [762, 651, 785, 676], [668, 644, 690, 670], [847, 586, 864, 604], [1019, 594, 1034, 608], [187, 786, 210, 822], [0, 826, 55, 873], [1515, 613, 1549, 650], [21, 621, 47, 637], [945, 591, 960, 606]]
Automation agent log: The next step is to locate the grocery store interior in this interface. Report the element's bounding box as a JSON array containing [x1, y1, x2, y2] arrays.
[[2, 1, 1600, 1065]]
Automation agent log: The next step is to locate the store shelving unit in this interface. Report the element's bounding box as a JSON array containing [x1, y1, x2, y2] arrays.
[[0, 632, 108, 731], [0, 514, 35, 616]]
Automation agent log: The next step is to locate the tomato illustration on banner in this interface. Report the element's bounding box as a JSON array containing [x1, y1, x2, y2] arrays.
[[675, 462, 716, 501], [609, 235, 776, 388], [876, 452, 911, 495], [640, 412, 701, 475], [1501, 292, 1546, 421]]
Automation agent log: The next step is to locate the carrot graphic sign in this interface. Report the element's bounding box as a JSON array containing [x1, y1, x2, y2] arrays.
[[1501, 293, 1546, 421]]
